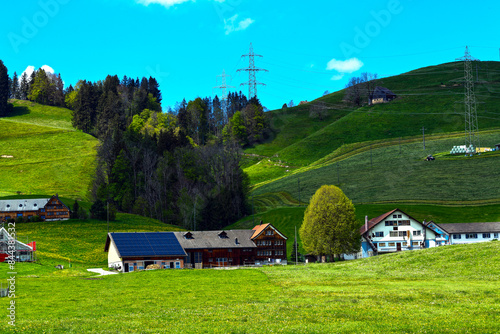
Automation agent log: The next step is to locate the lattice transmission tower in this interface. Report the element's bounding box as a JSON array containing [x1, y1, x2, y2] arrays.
[[213, 70, 234, 124], [237, 43, 268, 99], [456, 46, 480, 153]]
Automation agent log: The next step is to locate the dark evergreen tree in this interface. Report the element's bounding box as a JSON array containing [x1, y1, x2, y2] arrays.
[[0, 60, 10, 116], [148, 77, 162, 104], [72, 80, 99, 134], [11, 72, 19, 99], [71, 200, 80, 219], [19, 72, 29, 100]]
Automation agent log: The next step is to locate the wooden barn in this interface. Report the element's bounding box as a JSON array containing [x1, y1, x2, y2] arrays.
[[104, 232, 187, 272], [0, 195, 70, 222], [369, 86, 397, 105], [173, 230, 257, 268]]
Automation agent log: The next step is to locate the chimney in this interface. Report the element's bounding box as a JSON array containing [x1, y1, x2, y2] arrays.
[[365, 216, 368, 233], [235, 238, 239, 245]]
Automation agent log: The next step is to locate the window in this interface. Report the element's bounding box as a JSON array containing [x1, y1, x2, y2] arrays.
[[266, 230, 274, 236], [390, 231, 398, 237], [494, 233, 499, 238], [393, 215, 397, 218], [385, 221, 397, 226], [393, 227, 398, 231], [175, 262, 180, 269], [378, 243, 386, 247], [482, 233, 491, 238], [229, 258, 233, 262], [275, 240, 284, 245], [403, 242, 407, 246], [398, 214, 402, 218], [412, 242, 419, 246], [453, 234, 461, 239], [275, 250, 283, 256], [466, 233, 478, 239], [398, 231, 407, 237], [228, 248, 232, 253], [413, 231, 421, 236], [41, 216, 45, 220], [388, 242, 396, 247], [375, 232, 384, 237], [398, 220, 410, 226], [129, 265, 134, 272], [209, 258, 213, 262]]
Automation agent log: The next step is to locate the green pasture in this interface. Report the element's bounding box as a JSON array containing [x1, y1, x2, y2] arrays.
[[1, 240, 499, 333]]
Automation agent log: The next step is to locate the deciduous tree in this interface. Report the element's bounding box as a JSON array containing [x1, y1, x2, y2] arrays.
[[299, 185, 360, 261]]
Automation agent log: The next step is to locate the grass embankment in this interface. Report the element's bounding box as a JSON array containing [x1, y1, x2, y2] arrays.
[[1, 241, 499, 333], [0, 100, 97, 200]]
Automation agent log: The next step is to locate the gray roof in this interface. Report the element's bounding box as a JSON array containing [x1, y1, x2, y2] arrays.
[[437, 222, 500, 234], [372, 86, 396, 99], [173, 230, 257, 250], [0, 199, 50, 212]]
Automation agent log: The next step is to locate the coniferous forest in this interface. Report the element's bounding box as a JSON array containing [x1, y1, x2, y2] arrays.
[[2, 63, 273, 229]]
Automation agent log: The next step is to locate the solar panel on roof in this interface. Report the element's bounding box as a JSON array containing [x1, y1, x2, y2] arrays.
[[111, 232, 186, 257]]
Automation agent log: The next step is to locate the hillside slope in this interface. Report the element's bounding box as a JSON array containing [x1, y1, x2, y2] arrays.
[[245, 61, 500, 186], [0, 100, 97, 199]]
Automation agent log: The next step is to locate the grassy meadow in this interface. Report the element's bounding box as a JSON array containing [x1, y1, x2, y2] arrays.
[[0, 100, 97, 200], [1, 238, 499, 333]]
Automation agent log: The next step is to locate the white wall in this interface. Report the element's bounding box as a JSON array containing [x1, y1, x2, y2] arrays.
[[450, 232, 500, 244]]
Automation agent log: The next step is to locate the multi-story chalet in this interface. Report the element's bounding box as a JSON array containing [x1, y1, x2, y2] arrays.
[[105, 232, 187, 272], [346, 209, 438, 259], [0, 195, 70, 222], [437, 222, 500, 245], [105, 223, 288, 272], [251, 223, 287, 265]]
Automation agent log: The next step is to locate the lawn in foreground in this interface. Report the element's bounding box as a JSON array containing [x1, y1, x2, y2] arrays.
[[1, 242, 499, 333]]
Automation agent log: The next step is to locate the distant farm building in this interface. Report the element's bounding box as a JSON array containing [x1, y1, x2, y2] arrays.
[[370, 86, 396, 105], [496, 143, 500, 150], [105, 223, 287, 272], [299, 100, 308, 105], [0, 195, 70, 222], [437, 222, 500, 245], [0, 227, 36, 262]]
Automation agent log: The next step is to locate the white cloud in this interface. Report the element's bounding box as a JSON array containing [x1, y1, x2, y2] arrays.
[[326, 58, 363, 73], [224, 14, 255, 35], [136, 0, 192, 8], [41, 65, 55, 74], [21, 66, 35, 79], [21, 65, 55, 79], [331, 74, 344, 81]]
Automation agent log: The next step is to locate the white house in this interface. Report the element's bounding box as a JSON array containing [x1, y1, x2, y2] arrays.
[[437, 222, 500, 245], [346, 209, 438, 259]]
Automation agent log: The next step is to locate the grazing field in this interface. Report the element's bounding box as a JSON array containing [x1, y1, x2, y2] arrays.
[[0, 100, 97, 199], [252, 131, 500, 205], [1, 240, 499, 333]]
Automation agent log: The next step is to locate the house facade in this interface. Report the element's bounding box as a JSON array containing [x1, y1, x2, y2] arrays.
[[105, 232, 187, 272], [438, 222, 500, 245], [251, 223, 287, 265], [105, 223, 288, 271], [347, 209, 437, 259], [0, 195, 70, 222]]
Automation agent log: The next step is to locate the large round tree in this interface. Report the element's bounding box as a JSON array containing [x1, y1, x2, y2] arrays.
[[0, 60, 9, 116], [299, 185, 360, 261]]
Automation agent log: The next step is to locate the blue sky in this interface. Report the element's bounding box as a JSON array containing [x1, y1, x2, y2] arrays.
[[1, 0, 499, 110]]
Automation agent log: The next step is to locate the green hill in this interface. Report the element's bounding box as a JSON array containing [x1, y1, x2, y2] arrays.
[[0, 100, 97, 199], [245, 61, 500, 186]]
